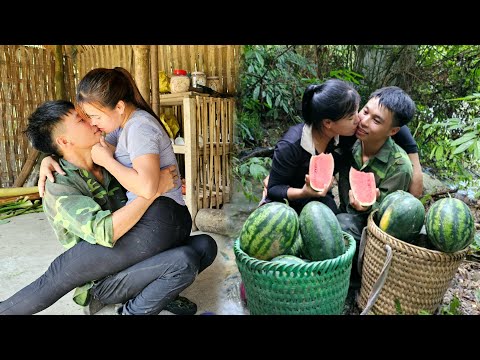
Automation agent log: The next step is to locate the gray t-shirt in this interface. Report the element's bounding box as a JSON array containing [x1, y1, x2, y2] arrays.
[[105, 109, 184, 205]]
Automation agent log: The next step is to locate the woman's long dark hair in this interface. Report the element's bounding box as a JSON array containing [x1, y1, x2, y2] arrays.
[[302, 79, 360, 131]]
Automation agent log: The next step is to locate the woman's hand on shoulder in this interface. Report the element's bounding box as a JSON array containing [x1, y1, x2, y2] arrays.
[[38, 155, 65, 197]]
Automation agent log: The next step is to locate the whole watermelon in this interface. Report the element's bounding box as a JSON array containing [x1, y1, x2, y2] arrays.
[[299, 201, 344, 261], [285, 231, 304, 258], [271, 254, 307, 265], [378, 193, 425, 244], [376, 190, 412, 224], [425, 198, 475, 253], [239, 201, 299, 260]]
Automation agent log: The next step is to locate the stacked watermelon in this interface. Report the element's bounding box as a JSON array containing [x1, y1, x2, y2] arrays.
[[239, 201, 299, 261], [425, 197, 475, 253], [299, 201, 345, 261]]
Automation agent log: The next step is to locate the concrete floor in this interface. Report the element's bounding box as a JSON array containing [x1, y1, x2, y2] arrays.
[[0, 212, 249, 315]]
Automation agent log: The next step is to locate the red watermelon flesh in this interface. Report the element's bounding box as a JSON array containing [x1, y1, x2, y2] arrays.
[[309, 153, 334, 192], [349, 167, 376, 206]]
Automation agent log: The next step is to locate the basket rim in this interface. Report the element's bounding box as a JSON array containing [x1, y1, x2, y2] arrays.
[[234, 231, 356, 272], [368, 210, 469, 258]]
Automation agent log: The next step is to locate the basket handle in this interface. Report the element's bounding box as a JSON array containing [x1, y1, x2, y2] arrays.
[[357, 227, 368, 276], [360, 244, 393, 315]]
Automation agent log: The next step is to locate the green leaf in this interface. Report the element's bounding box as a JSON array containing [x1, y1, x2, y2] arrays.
[[475, 141, 480, 159], [450, 132, 478, 147], [475, 289, 480, 303], [255, 52, 264, 67], [274, 94, 281, 107], [252, 86, 260, 101], [435, 145, 444, 161], [249, 163, 268, 179], [266, 94, 272, 109], [394, 299, 403, 315], [453, 139, 475, 154]]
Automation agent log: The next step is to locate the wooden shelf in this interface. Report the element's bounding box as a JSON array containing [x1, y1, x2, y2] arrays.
[[160, 92, 209, 106], [160, 93, 234, 232]]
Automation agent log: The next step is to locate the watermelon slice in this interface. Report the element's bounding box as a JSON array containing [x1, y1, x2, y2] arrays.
[[349, 167, 376, 206], [309, 153, 334, 192]]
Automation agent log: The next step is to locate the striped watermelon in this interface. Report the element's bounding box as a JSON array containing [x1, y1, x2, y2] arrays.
[[376, 190, 412, 224], [271, 254, 307, 265], [285, 231, 304, 258], [379, 194, 425, 244], [299, 201, 345, 261], [425, 198, 475, 253], [239, 201, 299, 260]]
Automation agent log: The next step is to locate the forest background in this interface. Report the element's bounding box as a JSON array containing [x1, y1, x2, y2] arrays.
[[234, 45, 480, 204]]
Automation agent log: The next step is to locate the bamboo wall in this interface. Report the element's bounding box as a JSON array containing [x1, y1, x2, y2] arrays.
[[75, 45, 134, 81], [0, 45, 57, 187]]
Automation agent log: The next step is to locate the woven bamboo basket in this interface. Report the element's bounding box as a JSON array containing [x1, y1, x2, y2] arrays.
[[234, 232, 356, 315], [357, 211, 468, 315]]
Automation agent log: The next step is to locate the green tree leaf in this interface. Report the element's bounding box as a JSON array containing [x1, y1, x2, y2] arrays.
[[453, 139, 475, 154]]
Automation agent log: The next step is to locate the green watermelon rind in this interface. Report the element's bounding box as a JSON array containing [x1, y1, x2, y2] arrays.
[[376, 190, 412, 224], [425, 198, 475, 253], [239, 201, 299, 261], [378, 195, 425, 244], [299, 201, 345, 261]]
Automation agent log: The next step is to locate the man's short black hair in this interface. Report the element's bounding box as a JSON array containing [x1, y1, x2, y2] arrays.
[[24, 100, 74, 156], [369, 86, 416, 127]]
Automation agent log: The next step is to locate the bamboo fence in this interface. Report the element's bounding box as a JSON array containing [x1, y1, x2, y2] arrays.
[[0, 45, 57, 187]]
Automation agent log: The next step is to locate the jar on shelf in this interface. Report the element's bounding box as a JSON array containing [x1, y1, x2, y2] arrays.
[[191, 71, 206, 89], [207, 76, 222, 93], [170, 69, 190, 93]]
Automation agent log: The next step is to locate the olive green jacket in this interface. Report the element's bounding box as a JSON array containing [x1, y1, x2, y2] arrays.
[[337, 137, 413, 215]]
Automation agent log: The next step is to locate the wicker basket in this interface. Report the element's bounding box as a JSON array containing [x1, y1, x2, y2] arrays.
[[234, 232, 356, 315], [357, 211, 468, 315]]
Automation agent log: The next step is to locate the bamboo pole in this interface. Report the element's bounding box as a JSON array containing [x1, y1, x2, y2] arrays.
[[150, 45, 159, 115], [132, 45, 150, 103], [54, 45, 66, 100]]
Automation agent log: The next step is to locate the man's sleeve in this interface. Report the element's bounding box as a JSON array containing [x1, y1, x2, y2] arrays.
[[374, 158, 413, 210], [43, 182, 115, 248], [392, 126, 418, 154]]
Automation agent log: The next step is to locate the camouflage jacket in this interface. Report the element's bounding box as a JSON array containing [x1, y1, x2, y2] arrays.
[[43, 158, 127, 305], [337, 137, 413, 215]]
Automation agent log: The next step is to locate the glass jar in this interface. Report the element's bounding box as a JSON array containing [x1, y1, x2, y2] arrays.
[[170, 69, 190, 93], [207, 76, 222, 93], [191, 71, 206, 89]]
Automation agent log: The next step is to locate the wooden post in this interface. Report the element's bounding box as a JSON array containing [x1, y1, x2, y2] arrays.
[[54, 45, 66, 100], [132, 45, 150, 103], [150, 45, 160, 115]]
